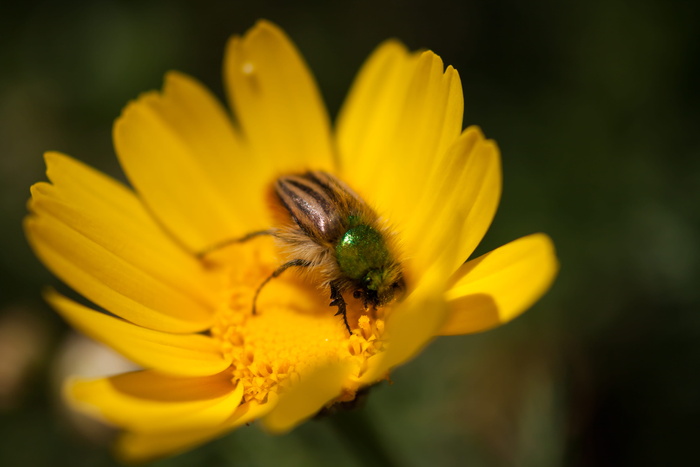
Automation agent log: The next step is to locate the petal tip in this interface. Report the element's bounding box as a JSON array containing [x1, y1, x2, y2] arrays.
[[246, 18, 286, 43], [417, 49, 445, 70], [464, 125, 485, 140], [532, 232, 559, 271], [253, 18, 280, 31], [163, 70, 188, 87], [43, 150, 67, 167], [376, 38, 409, 55]]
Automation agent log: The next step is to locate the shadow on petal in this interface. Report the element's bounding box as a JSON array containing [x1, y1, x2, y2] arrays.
[[440, 293, 501, 335]]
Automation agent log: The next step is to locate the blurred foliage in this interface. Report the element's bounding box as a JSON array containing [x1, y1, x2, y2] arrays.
[[1, 0, 698, 466]]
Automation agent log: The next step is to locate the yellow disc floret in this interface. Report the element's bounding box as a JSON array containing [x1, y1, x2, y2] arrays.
[[208, 238, 386, 405]]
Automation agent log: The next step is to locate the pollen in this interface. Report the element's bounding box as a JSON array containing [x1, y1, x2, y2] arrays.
[[208, 239, 385, 405]]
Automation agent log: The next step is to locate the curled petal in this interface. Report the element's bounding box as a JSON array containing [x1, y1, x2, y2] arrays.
[[440, 233, 558, 335], [67, 370, 242, 433]]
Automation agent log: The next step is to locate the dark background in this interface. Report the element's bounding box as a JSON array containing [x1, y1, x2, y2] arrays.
[[1, 0, 698, 465]]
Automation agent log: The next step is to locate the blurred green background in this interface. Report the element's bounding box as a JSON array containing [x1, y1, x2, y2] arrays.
[[1, 0, 698, 466]]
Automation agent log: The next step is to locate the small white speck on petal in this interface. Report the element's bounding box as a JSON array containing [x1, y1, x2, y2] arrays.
[[242, 62, 254, 75]]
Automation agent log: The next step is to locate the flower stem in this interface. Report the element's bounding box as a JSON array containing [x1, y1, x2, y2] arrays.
[[327, 408, 401, 467]]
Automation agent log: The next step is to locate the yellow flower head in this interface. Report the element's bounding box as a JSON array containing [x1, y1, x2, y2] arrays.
[[25, 20, 558, 462]]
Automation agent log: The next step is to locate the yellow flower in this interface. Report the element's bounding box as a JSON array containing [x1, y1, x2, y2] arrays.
[[25, 20, 558, 462]]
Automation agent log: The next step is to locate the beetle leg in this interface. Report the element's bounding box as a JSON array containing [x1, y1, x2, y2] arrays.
[[252, 259, 311, 315], [330, 280, 352, 334]]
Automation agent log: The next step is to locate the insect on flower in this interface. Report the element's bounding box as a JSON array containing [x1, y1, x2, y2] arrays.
[[199, 171, 405, 333], [24, 20, 559, 461]]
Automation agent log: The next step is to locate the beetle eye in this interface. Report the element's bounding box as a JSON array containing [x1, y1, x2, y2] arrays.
[[353, 290, 363, 299]]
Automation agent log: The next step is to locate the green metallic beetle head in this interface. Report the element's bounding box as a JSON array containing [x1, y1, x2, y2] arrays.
[[335, 224, 404, 307]]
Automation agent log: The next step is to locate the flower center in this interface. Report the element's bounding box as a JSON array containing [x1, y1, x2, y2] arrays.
[[207, 238, 386, 404]]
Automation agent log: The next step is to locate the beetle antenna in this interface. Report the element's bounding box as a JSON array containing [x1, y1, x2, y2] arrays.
[[196, 229, 277, 259]]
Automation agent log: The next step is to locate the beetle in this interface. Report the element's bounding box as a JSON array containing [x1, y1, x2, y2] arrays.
[[199, 171, 405, 334]]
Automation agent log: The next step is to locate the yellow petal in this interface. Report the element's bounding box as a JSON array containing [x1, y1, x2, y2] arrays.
[[360, 268, 450, 384], [116, 399, 274, 463], [262, 361, 353, 433], [338, 42, 464, 183], [67, 370, 242, 433], [337, 43, 462, 217], [113, 73, 262, 252], [25, 152, 217, 333], [402, 127, 502, 276], [336, 40, 416, 179], [47, 290, 230, 376], [224, 20, 334, 175], [336, 43, 467, 281], [451, 130, 502, 264], [439, 233, 558, 335]]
